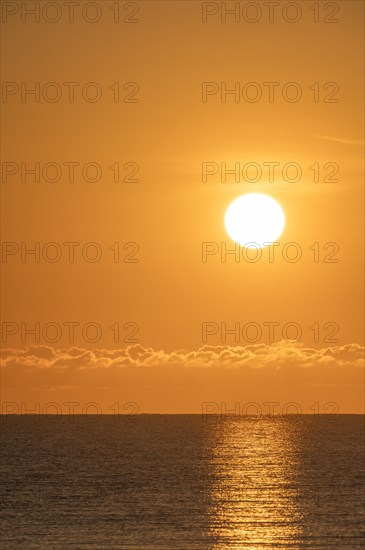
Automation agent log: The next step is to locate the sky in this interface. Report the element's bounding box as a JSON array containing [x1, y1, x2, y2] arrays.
[[1, 0, 364, 413]]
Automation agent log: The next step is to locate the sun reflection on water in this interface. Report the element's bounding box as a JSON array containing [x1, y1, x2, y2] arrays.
[[205, 416, 304, 549]]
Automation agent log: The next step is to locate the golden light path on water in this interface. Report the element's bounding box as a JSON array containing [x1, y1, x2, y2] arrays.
[[206, 416, 304, 549]]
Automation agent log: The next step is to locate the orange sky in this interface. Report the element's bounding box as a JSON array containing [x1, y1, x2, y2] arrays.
[[1, 1, 364, 412]]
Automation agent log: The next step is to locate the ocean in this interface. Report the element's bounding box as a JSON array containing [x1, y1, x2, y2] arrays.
[[1, 415, 364, 549]]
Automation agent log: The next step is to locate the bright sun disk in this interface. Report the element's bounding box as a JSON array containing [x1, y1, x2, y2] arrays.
[[224, 193, 285, 248]]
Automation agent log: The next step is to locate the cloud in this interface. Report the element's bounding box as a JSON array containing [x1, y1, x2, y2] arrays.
[[315, 135, 364, 146], [1, 341, 364, 370], [1, 342, 363, 412]]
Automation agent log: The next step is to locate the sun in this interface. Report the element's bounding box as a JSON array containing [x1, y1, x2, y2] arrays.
[[224, 193, 285, 248]]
